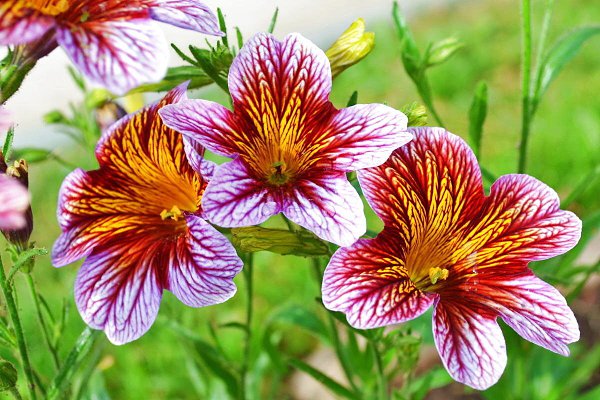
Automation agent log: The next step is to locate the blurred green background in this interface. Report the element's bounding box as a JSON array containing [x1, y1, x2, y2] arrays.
[[2, 0, 599, 398]]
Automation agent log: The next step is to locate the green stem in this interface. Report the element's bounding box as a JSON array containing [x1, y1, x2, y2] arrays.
[[239, 254, 254, 400], [24, 273, 61, 370], [45, 328, 100, 400], [0, 258, 37, 400], [310, 258, 361, 395], [370, 338, 387, 400], [518, 0, 533, 174], [9, 387, 23, 400]]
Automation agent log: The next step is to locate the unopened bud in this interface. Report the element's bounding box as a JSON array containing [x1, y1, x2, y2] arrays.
[[425, 37, 463, 67], [326, 18, 375, 78], [400, 102, 428, 127], [231, 227, 330, 257]]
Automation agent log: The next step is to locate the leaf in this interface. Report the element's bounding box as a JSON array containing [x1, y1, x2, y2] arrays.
[[2, 126, 14, 160], [468, 81, 488, 160], [268, 8, 279, 34], [189, 337, 240, 399], [346, 91, 358, 107], [267, 304, 330, 344], [13, 147, 53, 163], [534, 26, 600, 104], [288, 358, 360, 400], [129, 66, 213, 94], [217, 8, 228, 48]]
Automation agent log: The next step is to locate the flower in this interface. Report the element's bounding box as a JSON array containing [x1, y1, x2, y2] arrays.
[[326, 18, 375, 78], [0, 174, 29, 231], [159, 33, 411, 246], [322, 127, 581, 389], [2, 158, 33, 248], [51, 84, 243, 345], [0, 0, 223, 94]]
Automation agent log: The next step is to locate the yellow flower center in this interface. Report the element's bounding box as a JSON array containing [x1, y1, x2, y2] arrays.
[[411, 266, 450, 292], [160, 205, 184, 221], [21, 0, 69, 16]]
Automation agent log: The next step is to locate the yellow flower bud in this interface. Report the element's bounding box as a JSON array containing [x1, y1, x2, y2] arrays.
[[231, 227, 330, 257], [326, 18, 375, 79]]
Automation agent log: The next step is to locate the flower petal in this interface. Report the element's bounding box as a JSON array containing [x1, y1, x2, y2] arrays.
[[149, 0, 222, 35], [357, 127, 484, 259], [0, 2, 55, 45], [477, 273, 579, 356], [202, 157, 281, 227], [462, 174, 582, 265], [74, 240, 162, 345], [283, 174, 365, 247], [433, 301, 506, 390], [228, 32, 332, 126], [323, 234, 435, 328], [322, 104, 411, 171], [165, 214, 242, 307], [55, 20, 168, 95], [0, 174, 30, 230], [159, 99, 243, 157]]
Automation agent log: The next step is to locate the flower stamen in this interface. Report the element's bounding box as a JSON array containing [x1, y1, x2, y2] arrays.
[[428, 266, 449, 285], [160, 205, 184, 221]]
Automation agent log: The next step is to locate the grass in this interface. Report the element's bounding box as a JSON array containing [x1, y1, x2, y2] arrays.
[[4, 0, 599, 398]]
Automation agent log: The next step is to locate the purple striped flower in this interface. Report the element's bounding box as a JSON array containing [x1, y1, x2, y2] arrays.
[[159, 32, 411, 247], [322, 127, 582, 389], [52, 85, 243, 344], [0, 1, 223, 94]]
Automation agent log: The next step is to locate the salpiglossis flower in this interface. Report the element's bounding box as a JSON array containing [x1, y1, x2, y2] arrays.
[[159, 33, 411, 246], [51, 85, 243, 345], [322, 127, 582, 389], [0, 0, 223, 94]]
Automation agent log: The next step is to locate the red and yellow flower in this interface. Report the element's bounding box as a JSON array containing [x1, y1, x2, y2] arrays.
[[0, 0, 222, 94], [322, 127, 581, 389], [52, 84, 243, 344], [159, 33, 411, 246]]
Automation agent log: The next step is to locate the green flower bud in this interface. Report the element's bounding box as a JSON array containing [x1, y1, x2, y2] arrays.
[[231, 227, 330, 257], [326, 18, 375, 78], [400, 102, 428, 127], [425, 37, 463, 67]]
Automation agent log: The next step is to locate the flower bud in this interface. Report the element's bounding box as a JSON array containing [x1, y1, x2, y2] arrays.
[[326, 18, 375, 78], [231, 226, 330, 257], [2, 159, 33, 249], [425, 37, 463, 67], [401, 102, 428, 127]]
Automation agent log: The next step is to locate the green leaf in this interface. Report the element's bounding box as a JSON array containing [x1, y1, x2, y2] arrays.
[[129, 66, 213, 94], [468, 81, 488, 159], [578, 385, 600, 400], [12, 147, 52, 163], [189, 337, 240, 399], [217, 8, 228, 48], [2, 126, 14, 160], [268, 8, 279, 34], [288, 358, 360, 400], [534, 26, 600, 106], [346, 91, 358, 107], [267, 304, 330, 344]]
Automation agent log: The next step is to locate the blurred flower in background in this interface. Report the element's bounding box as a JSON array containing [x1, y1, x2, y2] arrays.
[[0, 0, 223, 94]]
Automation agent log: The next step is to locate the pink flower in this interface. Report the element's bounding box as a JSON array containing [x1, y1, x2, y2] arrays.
[[322, 127, 582, 389], [52, 85, 243, 344], [159, 33, 411, 246], [0, 1, 223, 94], [0, 174, 29, 230]]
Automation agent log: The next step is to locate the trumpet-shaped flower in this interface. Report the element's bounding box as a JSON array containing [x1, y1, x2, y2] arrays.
[[0, 174, 29, 230], [0, 0, 222, 94], [52, 85, 243, 344], [322, 127, 581, 389], [159, 33, 411, 246]]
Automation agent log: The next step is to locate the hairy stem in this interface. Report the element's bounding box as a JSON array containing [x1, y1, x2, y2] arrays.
[[0, 258, 37, 400], [240, 253, 254, 400]]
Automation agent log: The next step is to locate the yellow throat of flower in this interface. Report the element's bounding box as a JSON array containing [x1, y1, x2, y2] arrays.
[[22, 0, 69, 16], [160, 205, 184, 222]]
